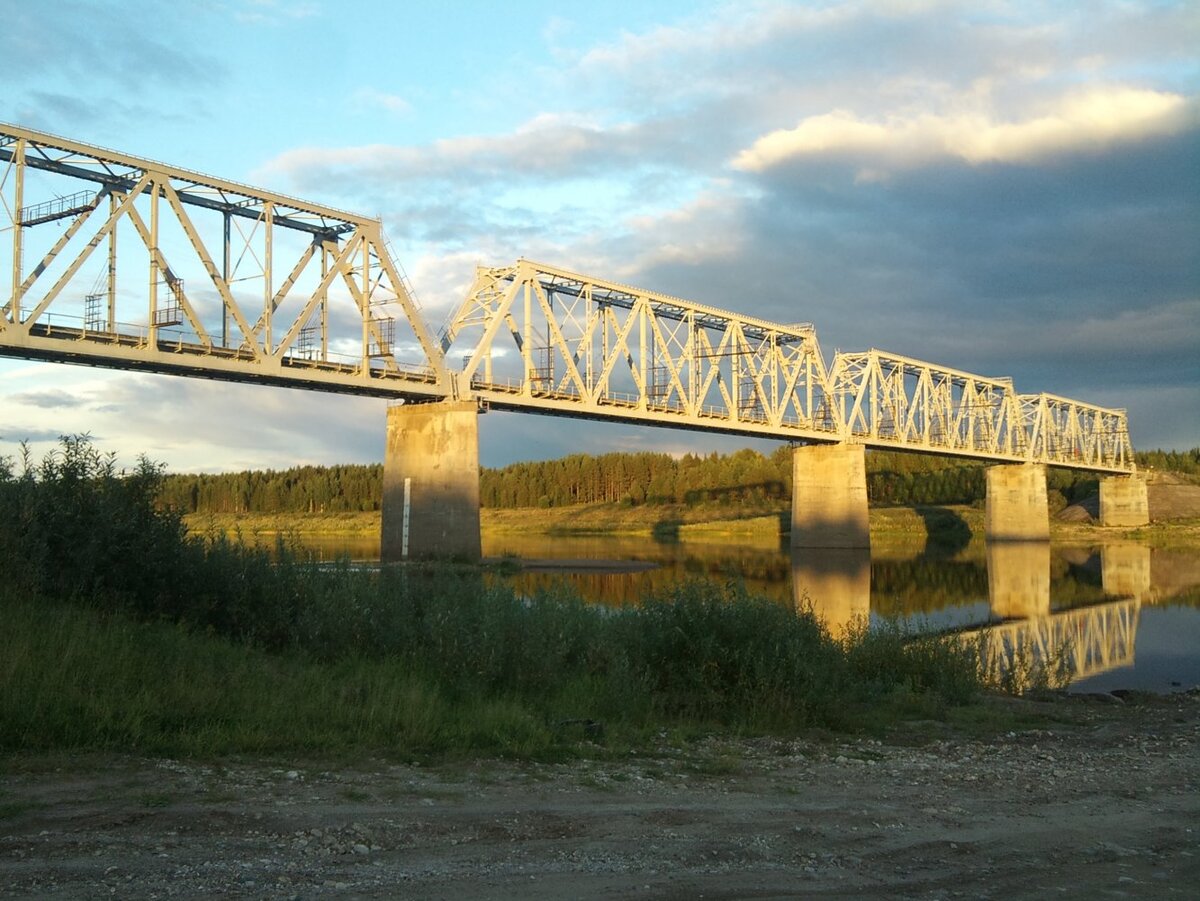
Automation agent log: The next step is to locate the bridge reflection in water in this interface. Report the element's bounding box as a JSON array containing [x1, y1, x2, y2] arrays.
[[792, 543, 1150, 690]]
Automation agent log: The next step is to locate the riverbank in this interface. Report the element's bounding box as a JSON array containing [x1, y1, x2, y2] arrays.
[[3, 690, 1196, 899], [183, 502, 1200, 549], [182, 510, 381, 538]]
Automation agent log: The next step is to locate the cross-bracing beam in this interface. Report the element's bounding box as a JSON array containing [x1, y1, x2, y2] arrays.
[[0, 123, 448, 399]]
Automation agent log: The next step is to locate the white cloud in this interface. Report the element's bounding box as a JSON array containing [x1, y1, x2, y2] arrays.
[[351, 88, 411, 117], [259, 111, 691, 188], [733, 87, 1195, 172]]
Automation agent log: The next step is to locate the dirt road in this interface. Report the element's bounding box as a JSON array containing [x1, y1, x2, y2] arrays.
[[3, 692, 1197, 899]]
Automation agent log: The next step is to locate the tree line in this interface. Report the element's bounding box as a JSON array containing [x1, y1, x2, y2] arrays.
[[153, 445, 1200, 515], [158, 464, 385, 515]]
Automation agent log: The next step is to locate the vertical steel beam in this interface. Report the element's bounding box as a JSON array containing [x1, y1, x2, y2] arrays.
[[264, 202, 274, 354], [107, 192, 117, 330], [638, 300, 647, 408], [222, 211, 231, 348], [9, 137, 24, 324], [149, 179, 159, 347], [320, 239, 330, 360], [360, 236, 370, 373]]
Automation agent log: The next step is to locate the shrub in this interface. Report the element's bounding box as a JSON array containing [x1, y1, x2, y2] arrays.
[[1, 436, 987, 755]]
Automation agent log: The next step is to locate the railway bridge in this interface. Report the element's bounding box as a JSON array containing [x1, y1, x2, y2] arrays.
[[0, 123, 1148, 559]]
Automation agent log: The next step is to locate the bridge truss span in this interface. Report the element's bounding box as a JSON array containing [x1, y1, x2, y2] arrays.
[[443, 260, 838, 439], [828, 349, 1023, 459], [1, 124, 1136, 475], [444, 261, 1135, 472], [827, 350, 1133, 470], [1018, 392, 1133, 472], [0, 123, 448, 400]]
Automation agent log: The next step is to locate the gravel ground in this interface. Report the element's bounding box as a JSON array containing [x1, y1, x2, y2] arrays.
[[2, 691, 1197, 899]]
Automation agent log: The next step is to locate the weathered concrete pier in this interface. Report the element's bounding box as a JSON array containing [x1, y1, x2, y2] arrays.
[[381, 401, 482, 561]]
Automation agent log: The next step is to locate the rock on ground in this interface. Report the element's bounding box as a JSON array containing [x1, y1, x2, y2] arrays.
[[2, 692, 1198, 899]]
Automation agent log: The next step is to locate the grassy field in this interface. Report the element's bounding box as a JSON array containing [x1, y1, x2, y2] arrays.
[[183, 509, 380, 537], [0, 438, 1080, 760], [1, 572, 989, 758], [186, 502, 973, 540]]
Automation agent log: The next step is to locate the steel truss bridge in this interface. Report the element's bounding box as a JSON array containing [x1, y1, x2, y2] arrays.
[[1, 123, 1133, 473]]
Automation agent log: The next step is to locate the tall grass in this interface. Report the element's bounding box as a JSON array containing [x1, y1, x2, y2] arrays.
[[0, 438, 987, 757]]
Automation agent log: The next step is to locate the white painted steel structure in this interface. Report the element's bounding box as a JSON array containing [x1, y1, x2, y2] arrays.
[[444, 261, 1134, 472], [1, 123, 1134, 473], [0, 123, 448, 399]]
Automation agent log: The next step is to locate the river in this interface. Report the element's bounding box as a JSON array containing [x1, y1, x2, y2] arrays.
[[274, 530, 1200, 694]]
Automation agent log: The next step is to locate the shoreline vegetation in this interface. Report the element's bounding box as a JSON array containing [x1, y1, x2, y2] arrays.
[[1, 436, 1052, 760], [168, 445, 1200, 548], [2, 437, 1197, 762]]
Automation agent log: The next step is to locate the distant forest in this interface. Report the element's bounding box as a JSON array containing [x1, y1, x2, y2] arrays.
[[156, 447, 1199, 516]]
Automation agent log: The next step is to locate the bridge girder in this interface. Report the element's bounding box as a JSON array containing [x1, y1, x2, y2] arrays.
[[0, 123, 448, 398]]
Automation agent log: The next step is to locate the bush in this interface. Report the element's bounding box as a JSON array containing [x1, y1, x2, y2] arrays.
[[0, 436, 186, 612], [1, 437, 987, 755]]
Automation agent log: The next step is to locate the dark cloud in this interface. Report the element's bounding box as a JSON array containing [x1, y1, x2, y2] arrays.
[[0, 1, 219, 90], [618, 120, 1199, 450], [0, 427, 75, 444], [11, 389, 86, 410]]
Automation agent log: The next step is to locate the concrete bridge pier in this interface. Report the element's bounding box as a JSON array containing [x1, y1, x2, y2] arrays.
[[985, 464, 1049, 542], [791, 443, 871, 549], [1099, 474, 1149, 527], [381, 400, 482, 562]]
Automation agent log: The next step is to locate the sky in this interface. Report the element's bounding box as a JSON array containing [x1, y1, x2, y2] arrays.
[[1, 0, 1197, 472]]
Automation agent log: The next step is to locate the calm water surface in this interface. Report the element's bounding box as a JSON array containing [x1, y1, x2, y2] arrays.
[[289, 530, 1200, 694]]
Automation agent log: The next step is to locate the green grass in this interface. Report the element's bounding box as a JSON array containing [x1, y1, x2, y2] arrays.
[[0, 437, 1030, 761], [0, 592, 559, 757], [0, 576, 994, 758]]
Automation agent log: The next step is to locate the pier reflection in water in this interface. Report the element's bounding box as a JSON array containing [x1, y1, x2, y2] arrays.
[[790, 548, 870, 639], [286, 529, 1199, 692], [788, 541, 1140, 691]]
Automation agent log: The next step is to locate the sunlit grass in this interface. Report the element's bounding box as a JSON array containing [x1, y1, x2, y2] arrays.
[[0, 437, 998, 759]]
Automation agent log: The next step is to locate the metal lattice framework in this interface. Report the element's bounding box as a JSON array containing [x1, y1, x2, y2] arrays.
[[829, 350, 1023, 459], [443, 261, 1134, 472], [826, 351, 1132, 469], [442, 260, 834, 437], [1, 123, 1136, 474], [0, 123, 447, 398], [963, 599, 1141, 691]]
